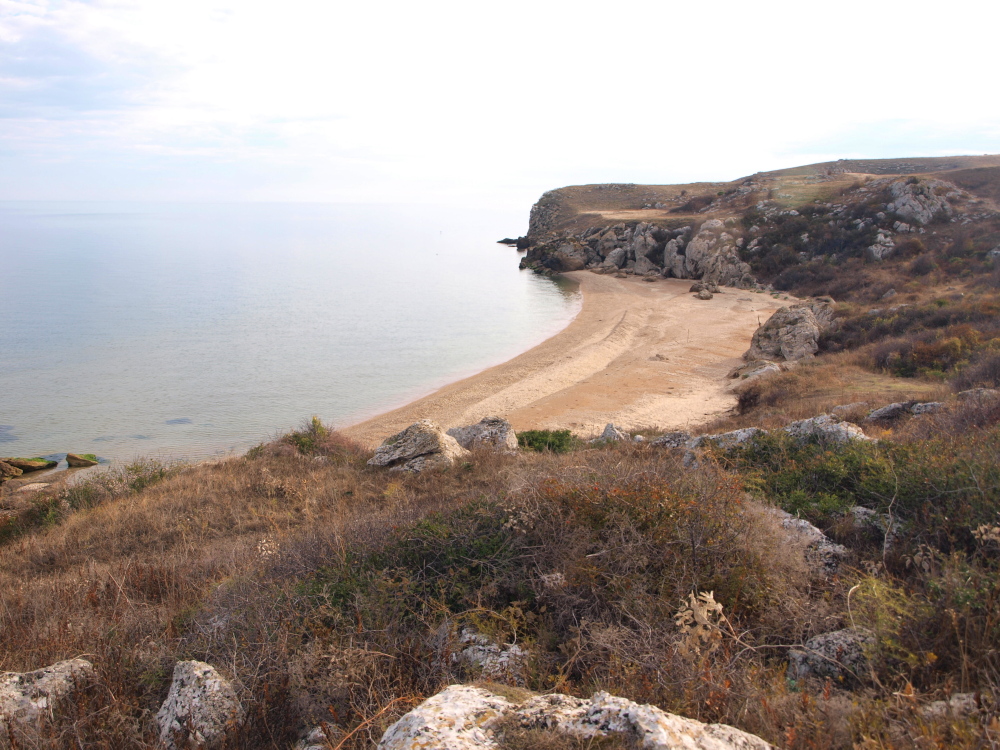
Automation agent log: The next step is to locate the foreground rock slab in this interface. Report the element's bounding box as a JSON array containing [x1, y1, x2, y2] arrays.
[[0, 658, 95, 747], [156, 661, 244, 750], [447, 417, 518, 452], [368, 420, 470, 472], [377, 684, 771, 750]]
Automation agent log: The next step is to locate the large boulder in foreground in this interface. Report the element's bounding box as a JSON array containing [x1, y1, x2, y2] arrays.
[[369, 420, 470, 472], [156, 661, 244, 750], [377, 684, 770, 750], [744, 297, 835, 362], [0, 658, 96, 746], [447, 417, 518, 452]]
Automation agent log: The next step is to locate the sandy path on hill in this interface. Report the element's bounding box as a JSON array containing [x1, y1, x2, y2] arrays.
[[342, 273, 786, 447]]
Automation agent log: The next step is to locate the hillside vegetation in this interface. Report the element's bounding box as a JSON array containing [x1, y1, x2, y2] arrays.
[[4, 155, 1000, 748]]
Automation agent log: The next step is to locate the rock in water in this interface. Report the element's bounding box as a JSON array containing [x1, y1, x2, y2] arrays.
[[0, 659, 96, 746], [368, 420, 470, 472], [1, 457, 57, 473], [156, 661, 244, 750], [377, 684, 771, 750], [66, 453, 99, 467], [447, 417, 518, 452]]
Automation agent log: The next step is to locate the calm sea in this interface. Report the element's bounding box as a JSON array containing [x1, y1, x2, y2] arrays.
[[0, 202, 579, 465]]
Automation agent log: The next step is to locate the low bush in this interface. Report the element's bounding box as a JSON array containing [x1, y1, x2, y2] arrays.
[[517, 429, 578, 453]]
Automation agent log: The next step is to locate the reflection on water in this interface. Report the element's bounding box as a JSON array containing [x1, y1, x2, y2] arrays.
[[0, 202, 580, 463]]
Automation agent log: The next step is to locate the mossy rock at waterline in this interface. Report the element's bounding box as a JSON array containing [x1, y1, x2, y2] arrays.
[[2, 457, 58, 472], [66, 453, 99, 467]]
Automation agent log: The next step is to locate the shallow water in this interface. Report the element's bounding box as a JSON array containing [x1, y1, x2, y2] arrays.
[[0, 202, 580, 463]]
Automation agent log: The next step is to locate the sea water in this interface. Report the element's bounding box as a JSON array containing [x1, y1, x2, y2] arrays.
[[0, 202, 580, 463]]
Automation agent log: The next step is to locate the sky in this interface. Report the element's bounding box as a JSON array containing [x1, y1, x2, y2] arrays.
[[1, 0, 999, 208]]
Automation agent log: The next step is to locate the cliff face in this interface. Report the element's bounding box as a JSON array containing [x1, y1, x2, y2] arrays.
[[517, 154, 1000, 289]]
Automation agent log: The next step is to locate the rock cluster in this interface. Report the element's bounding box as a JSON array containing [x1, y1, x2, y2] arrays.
[[368, 420, 470, 472], [521, 219, 755, 287], [376, 684, 771, 750]]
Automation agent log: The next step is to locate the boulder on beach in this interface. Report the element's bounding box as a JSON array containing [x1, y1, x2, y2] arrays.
[[1, 457, 57, 473], [368, 420, 470, 473], [66, 453, 99, 467]]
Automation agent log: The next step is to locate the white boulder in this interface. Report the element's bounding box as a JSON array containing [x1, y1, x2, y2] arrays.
[[0, 659, 95, 746], [784, 415, 871, 445], [156, 661, 244, 750], [377, 684, 771, 750], [447, 417, 518, 453], [369, 420, 470, 472]]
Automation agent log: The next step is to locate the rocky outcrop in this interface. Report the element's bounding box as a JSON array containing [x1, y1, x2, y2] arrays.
[[1, 457, 57, 473], [0, 658, 96, 747], [447, 417, 518, 452], [66, 453, 99, 467], [744, 297, 835, 362], [687, 427, 764, 451], [784, 415, 870, 445], [787, 629, 873, 684], [377, 684, 771, 750], [453, 630, 528, 683], [886, 178, 961, 225], [156, 661, 244, 750], [368, 420, 470, 472], [682, 220, 755, 287], [650, 431, 691, 448]]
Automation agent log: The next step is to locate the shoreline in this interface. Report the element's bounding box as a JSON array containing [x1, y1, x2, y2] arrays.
[[342, 273, 786, 447]]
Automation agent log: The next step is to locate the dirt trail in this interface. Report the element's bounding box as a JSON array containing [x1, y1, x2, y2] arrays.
[[342, 273, 786, 446]]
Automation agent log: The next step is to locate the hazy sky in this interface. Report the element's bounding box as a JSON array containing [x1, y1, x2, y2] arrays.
[[1, 0, 998, 207]]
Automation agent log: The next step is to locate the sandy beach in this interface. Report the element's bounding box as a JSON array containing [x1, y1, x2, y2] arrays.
[[343, 273, 785, 447]]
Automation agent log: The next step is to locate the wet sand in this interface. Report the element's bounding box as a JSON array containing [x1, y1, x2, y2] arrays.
[[342, 273, 786, 447]]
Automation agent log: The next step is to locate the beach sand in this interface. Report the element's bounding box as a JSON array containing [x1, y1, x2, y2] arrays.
[[342, 273, 787, 447]]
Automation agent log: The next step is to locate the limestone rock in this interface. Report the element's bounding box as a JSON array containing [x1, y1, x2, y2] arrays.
[[787, 629, 874, 683], [650, 431, 691, 448], [447, 417, 518, 453], [377, 684, 771, 750], [683, 220, 754, 287], [454, 630, 528, 683], [156, 661, 244, 750], [368, 420, 470, 473], [66, 453, 98, 467], [771, 509, 848, 574], [729, 360, 781, 380], [0, 461, 22, 484], [957, 388, 1000, 405], [866, 401, 916, 423], [744, 304, 822, 361], [695, 289, 714, 300], [687, 428, 764, 451], [918, 693, 982, 721], [602, 247, 627, 269], [378, 684, 513, 750], [886, 178, 958, 225], [784, 415, 871, 445], [593, 423, 629, 442], [0, 659, 96, 747], [662, 238, 688, 279], [514, 691, 771, 750], [552, 244, 587, 272], [1, 458, 57, 473], [910, 401, 945, 415]]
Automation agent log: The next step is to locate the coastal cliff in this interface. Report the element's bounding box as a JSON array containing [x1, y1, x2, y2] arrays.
[[517, 154, 1000, 293]]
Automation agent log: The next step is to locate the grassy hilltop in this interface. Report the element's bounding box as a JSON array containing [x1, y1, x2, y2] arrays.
[[4, 156, 1000, 748]]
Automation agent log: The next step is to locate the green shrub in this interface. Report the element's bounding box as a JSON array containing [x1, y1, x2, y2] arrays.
[[286, 415, 329, 454], [517, 429, 578, 453]]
